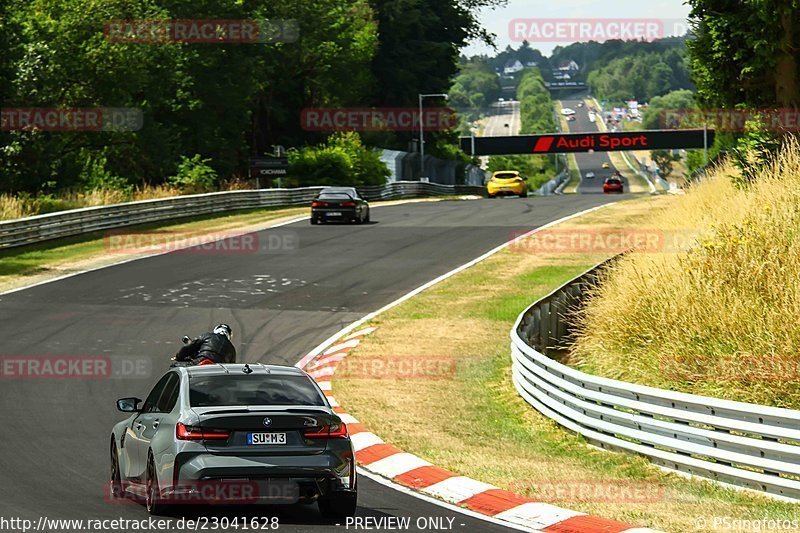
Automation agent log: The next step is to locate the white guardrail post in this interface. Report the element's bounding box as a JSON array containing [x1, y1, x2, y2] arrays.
[[510, 259, 800, 501], [0, 182, 485, 250]]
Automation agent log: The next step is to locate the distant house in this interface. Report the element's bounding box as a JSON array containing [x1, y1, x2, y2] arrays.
[[556, 60, 580, 72], [503, 59, 524, 75]]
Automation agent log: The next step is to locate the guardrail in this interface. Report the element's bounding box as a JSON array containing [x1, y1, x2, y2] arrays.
[[534, 169, 569, 196], [0, 182, 484, 250], [511, 260, 800, 501]]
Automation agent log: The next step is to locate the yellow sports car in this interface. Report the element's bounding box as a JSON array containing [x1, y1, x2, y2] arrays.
[[602, 162, 610, 169], [487, 171, 528, 198]]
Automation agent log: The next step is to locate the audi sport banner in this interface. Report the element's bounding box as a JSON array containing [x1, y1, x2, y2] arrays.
[[459, 129, 714, 155]]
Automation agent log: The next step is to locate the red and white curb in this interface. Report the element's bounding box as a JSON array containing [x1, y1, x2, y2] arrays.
[[301, 326, 660, 533]]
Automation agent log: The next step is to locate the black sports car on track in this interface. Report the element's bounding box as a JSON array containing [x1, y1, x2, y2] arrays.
[[311, 187, 370, 225]]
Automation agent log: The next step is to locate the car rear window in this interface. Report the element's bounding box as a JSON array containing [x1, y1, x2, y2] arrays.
[[606, 179, 622, 185], [493, 173, 519, 180], [190, 375, 326, 407], [317, 193, 352, 200]]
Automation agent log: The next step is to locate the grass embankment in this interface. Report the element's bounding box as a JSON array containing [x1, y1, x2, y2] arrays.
[[335, 196, 797, 532], [0, 180, 257, 221], [563, 154, 582, 193], [573, 141, 800, 409]]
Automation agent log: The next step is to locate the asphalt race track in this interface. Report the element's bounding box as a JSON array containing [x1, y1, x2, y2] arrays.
[[0, 196, 617, 532], [559, 95, 629, 194]]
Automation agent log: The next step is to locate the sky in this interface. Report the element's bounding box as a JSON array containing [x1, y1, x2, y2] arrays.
[[463, 0, 692, 57]]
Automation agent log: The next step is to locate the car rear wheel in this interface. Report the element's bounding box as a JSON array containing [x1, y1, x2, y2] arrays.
[[145, 454, 169, 515], [318, 489, 357, 520], [364, 209, 370, 223], [520, 189, 528, 198], [110, 440, 123, 499], [311, 217, 319, 225]]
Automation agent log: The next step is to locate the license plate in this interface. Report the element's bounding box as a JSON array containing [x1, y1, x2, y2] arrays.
[[326, 212, 342, 217], [247, 433, 286, 445]]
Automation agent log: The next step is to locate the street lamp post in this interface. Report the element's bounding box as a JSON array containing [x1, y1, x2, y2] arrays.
[[418, 93, 449, 180]]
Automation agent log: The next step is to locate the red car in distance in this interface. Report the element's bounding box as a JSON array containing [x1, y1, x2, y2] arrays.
[[603, 177, 624, 194]]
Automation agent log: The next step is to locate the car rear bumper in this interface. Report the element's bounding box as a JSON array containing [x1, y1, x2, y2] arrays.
[[487, 185, 525, 196], [312, 207, 358, 220], [173, 451, 355, 502]]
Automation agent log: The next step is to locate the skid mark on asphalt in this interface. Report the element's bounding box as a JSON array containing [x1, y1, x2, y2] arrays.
[[115, 275, 308, 306]]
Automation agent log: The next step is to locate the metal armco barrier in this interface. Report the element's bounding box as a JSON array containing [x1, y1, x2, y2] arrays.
[[0, 182, 484, 250], [511, 261, 800, 501]]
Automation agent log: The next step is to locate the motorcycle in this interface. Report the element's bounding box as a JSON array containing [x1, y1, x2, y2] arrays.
[[169, 335, 216, 367]]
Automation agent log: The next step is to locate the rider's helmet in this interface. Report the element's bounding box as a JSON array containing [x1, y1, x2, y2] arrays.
[[213, 323, 232, 340]]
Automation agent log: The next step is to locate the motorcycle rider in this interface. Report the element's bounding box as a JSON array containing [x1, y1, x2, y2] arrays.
[[174, 324, 237, 365]]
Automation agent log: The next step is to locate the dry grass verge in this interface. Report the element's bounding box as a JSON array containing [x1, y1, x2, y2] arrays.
[[572, 141, 800, 409]]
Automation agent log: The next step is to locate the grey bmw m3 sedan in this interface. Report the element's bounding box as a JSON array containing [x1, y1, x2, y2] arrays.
[[110, 363, 357, 519]]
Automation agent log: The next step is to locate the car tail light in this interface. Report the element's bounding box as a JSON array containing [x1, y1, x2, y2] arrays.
[[340, 201, 356, 207], [197, 359, 215, 366], [312, 201, 328, 207], [304, 422, 348, 439], [176, 422, 231, 441]]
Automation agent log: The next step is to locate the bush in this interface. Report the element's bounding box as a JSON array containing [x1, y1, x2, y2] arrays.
[[168, 155, 218, 193], [81, 154, 132, 195], [287, 132, 389, 187]]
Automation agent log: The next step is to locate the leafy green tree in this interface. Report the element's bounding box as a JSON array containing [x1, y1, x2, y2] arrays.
[[687, 0, 799, 107], [588, 50, 693, 101], [686, 0, 799, 181], [287, 132, 389, 187], [449, 59, 502, 111], [642, 89, 695, 129]]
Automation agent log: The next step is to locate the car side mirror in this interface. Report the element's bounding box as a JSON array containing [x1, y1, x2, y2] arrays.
[[117, 397, 142, 413]]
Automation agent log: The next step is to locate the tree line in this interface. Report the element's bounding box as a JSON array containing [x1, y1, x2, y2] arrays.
[[0, 0, 501, 194]]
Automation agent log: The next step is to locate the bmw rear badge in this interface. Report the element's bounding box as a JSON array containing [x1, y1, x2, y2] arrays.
[[263, 417, 272, 427]]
